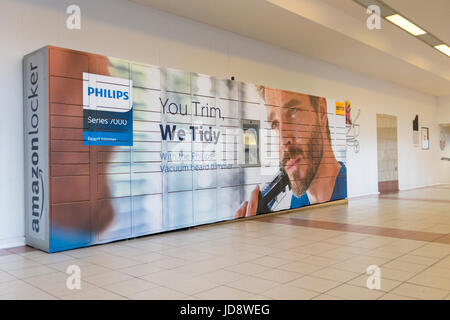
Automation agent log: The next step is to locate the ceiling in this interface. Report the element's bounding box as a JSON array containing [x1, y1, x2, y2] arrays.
[[384, 0, 450, 45], [130, 0, 450, 97]]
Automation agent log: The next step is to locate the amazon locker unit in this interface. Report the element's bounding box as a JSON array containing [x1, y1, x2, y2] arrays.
[[23, 46, 347, 253]]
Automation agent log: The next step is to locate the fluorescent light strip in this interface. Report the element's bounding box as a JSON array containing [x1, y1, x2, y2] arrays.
[[385, 14, 427, 36], [435, 44, 450, 57]]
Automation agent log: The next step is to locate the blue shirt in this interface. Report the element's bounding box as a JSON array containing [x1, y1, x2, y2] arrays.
[[290, 162, 347, 209]]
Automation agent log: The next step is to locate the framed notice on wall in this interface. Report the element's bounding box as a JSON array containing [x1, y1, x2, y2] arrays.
[[441, 130, 447, 151], [421, 127, 430, 150]]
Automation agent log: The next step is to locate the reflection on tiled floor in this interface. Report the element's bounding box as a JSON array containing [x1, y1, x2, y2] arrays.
[[1, 185, 450, 300]]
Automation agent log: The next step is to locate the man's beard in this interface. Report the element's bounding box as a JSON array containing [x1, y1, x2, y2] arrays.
[[281, 137, 323, 198]]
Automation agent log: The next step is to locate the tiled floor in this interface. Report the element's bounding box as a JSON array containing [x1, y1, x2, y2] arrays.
[[1, 185, 450, 300]]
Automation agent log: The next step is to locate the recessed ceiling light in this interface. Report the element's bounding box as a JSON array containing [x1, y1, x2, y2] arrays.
[[385, 14, 427, 36], [435, 44, 450, 57]]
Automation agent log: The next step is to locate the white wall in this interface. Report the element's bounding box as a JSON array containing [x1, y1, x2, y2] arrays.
[[0, 0, 448, 248], [438, 96, 450, 125]]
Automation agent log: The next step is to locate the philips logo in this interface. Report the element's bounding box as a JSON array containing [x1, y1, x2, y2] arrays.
[[83, 73, 132, 112], [87, 87, 129, 101]]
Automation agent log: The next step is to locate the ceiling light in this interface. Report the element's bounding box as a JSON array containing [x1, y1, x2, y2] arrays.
[[385, 14, 426, 36], [435, 44, 450, 57], [353, 0, 449, 58]]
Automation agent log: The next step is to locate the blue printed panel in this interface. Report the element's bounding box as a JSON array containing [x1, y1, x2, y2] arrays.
[[83, 72, 133, 146], [83, 109, 133, 146]]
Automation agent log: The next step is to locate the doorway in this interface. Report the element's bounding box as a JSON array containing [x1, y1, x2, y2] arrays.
[[376, 114, 399, 194]]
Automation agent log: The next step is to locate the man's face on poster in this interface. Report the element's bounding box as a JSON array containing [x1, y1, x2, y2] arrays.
[[266, 89, 326, 197]]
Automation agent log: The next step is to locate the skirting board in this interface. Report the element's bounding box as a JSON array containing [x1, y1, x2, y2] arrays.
[[399, 183, 448, 191], [0, 236, 26, 250]]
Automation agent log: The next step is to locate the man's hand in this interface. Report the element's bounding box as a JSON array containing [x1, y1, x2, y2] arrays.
[[234, 185, 260, 219]]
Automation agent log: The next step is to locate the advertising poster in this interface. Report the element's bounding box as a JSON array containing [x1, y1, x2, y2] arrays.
[[24, 47, 347, 252]]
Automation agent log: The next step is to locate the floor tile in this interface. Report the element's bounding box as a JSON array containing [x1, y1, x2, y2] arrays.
[[311, 267, 360, 282], [194, 286, 255, 300], [312, 294, 344, 300], [141, 269, 219, 295], [254, 269, 303, 283], [29, 253, 74, 265], [391, 283, 449, 300], [103, 278, 158, 296], [0, 284, 57, 300], [407, 273, 450, 291], [299, 256, 340, 267], [325, 284, 385, 300], [382, 260, 429, 273], [394, 254, 439, 266], [0, 280, 37, 296], [263, 284, 318, 300], [268, 251, 310, 261], [129, 286, 187, 300], [163, 277, 219, 296], [252, 256, 289, 268], [197, 269, 244, 285], [224, 262, 269, 275], [277, 261, 323, 274], [0, 271, 16, 283], [7, 265, 55, 279], [151, 257, 189, 269], [84, 271, 134, 287], [61, 288, 126, 300], [0, 259, 41, 272], [289, 275, 341, 293], [227, 276, 278, 294], [378, 293, 417, 300], [24, 272, 99, 296], [119, 263, 164, 277], [377, 267, 417, 282]]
